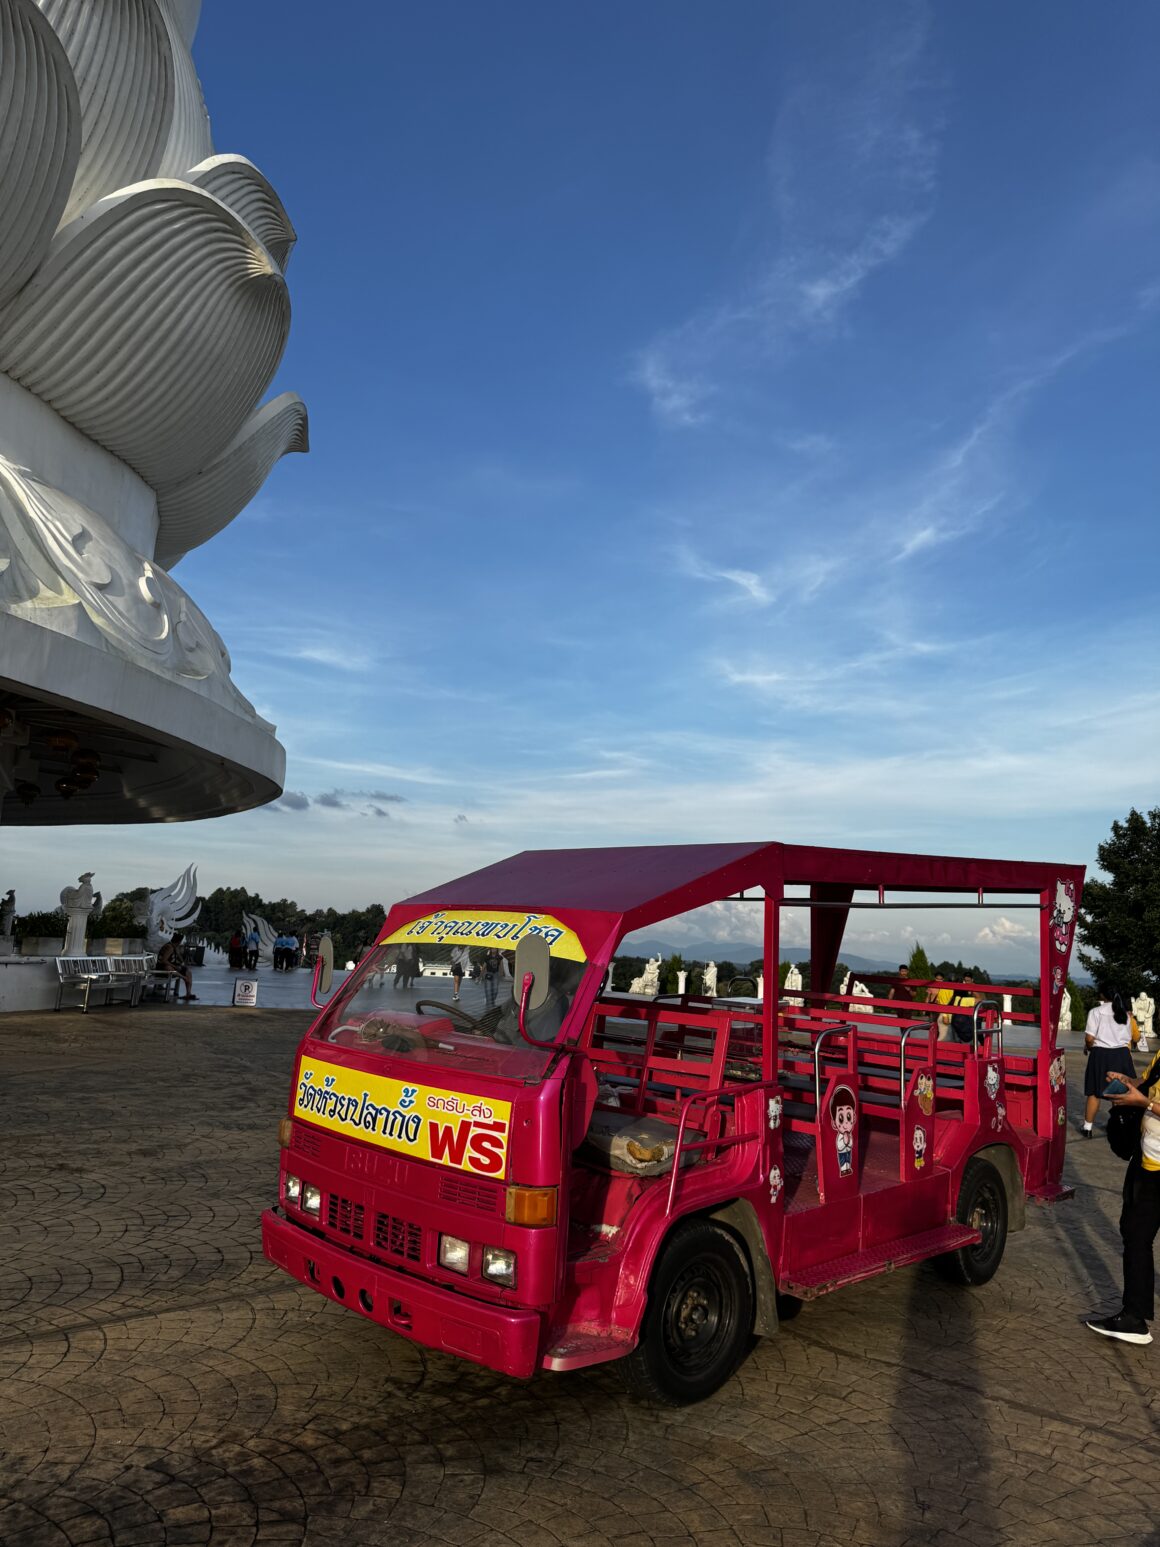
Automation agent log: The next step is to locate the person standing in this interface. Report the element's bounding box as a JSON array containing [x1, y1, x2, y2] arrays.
[[482, 947, 502, 1009], [450, 944, 471, 1002], [1086, 1048, 1160, 1345], [1081, 985, 1135, 1137], [244, 927, 260, 970]]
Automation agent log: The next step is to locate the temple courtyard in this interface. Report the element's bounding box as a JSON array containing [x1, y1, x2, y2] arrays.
[[2, 1003, 1156, 1547]]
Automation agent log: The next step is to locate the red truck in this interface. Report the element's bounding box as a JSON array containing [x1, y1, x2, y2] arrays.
[[263, 842, 1082, 1403]]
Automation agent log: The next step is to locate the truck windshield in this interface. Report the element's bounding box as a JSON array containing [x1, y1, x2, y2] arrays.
[[311, 917, 591, 1083]]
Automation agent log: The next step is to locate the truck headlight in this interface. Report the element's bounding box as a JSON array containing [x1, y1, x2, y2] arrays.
[[438, 1234, 470, 1274], [284, 1173, 301, 1203], [482, 1246, 517, 1287], [302, 1183, 321, 1217]]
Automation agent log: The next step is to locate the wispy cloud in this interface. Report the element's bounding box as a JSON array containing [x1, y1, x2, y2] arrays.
[[633, 5, 943, 425], [677, 544, 771, 605]]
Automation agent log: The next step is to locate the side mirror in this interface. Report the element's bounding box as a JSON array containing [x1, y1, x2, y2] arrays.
[[311, 935, 335, 1007], [513, 933, 554, 1048]]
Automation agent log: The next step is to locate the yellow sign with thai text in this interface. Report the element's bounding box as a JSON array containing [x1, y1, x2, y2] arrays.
[[382, 908, 585, 963], [294, 1057, 512, 1178]]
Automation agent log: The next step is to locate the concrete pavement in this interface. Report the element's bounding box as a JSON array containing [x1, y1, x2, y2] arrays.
[[1, 1003, 1156, 1547]]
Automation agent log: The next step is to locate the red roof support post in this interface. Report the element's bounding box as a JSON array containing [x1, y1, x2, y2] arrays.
[[810, 883, 855, 1003]]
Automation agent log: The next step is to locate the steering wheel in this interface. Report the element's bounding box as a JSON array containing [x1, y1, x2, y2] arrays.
[[414, 999, 496, 1037]]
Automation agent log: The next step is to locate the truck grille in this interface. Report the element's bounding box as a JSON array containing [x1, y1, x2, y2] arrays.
[[326, 1193, 365, 1240], [438, 1174, 500, 1214], [292, 1126, 322, 1159], [374, 1211, 422, 1262]]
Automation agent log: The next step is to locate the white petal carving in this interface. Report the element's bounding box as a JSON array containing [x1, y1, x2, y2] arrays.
[[155, 393, 308, 567], [0, 454, 254, 708], [187, 155, 297, 270], [0, 181, 291, 488], [36, 0, 175, 223], [0, 0, 81, 305], [156, 0, 200, 46], [155, 0, 212, 175]]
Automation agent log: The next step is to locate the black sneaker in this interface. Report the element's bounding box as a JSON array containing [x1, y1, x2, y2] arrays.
[[1080, 1126, 1093, 1139], [1086, 1311, 1152, 1345]]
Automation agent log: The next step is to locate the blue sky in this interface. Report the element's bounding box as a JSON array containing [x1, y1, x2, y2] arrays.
[[7, 1, 1159, 969]]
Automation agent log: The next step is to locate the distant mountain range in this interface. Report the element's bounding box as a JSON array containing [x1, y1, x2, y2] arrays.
[[620, 938, 899, 976], [618, 936, 1091, 985]]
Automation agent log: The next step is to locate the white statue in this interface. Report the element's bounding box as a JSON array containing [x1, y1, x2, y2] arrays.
[[840, 971, 850, 995], [0, 5, 307, 827], [851, 978, 874, 1015], [0, 887, 14, 955], [757, 973, 765, 1002], [629, 955, 661, 996], [1058, 989, 1072, 1034], [60, 871, 101, 956], [784, 963, 803, 1007], [1132, 992, 1155, 1050], [677, 969, 688, 994], [134, 864, 201, 951], [702, 961, 718, 997]]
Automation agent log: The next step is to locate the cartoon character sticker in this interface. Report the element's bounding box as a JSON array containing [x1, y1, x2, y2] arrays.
[[915, 1072, 934, 1116], [992, 1100, 1007, 1132], [769, 1164, 783, 1204], [1048, 1053, 1066, 1093], [830, 1084, 857, 1178], [1057, 1105, 1066, 1126], [912, 1126, 927, 1169], [985, 1063, 1001, 1102], [767, 1095, 783, 1131], [1051, 878, 1076, 953]]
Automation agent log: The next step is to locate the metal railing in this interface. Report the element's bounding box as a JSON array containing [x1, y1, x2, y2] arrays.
[[664, 1078, 780, 1215], [972, 998, 1004, 1056]]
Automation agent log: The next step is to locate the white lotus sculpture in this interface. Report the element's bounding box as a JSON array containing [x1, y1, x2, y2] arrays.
[[135, 863, 202, 950], [0, 0, 305, 823]]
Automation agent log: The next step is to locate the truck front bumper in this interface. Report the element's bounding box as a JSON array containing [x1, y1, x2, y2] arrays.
[[262, 1209, 543, 1379]]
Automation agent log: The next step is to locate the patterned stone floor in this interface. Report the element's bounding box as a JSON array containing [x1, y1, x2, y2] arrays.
[[2, 1004, 1158, 1547]]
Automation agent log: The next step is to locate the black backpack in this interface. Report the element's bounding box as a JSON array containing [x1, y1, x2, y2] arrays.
[[948, 993, 975, 1044]]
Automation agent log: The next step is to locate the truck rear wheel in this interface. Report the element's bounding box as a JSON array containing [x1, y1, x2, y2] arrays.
[[935, 1156, 1008, 1286], [620, 1219, 754, 1405]]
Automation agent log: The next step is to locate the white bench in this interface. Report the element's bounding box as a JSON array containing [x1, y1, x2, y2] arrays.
[[55, 956, 112, 1012], [140, 953, 181, 1002], [56, 955, 173, 1010], [106, 955, 154, 1006]]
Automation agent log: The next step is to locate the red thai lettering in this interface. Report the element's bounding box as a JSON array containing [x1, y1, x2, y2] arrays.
[[427, 1119, 470, 1166], [467, 1123, 506, 1175]]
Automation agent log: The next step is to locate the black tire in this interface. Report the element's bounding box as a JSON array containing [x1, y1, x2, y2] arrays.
[[619, 1219, 754, 1405], [935, 1156, 1009, 1286]]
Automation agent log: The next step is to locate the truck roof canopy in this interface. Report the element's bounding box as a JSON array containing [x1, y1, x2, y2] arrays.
[[403, 842, 1083, 937]]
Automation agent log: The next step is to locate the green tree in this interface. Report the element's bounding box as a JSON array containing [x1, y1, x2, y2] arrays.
[[908, 940, 934, 984], [1079, 807, 1160, 999]]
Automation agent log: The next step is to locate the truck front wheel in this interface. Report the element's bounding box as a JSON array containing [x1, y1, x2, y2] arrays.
[[935, 1156, 1008, 1286], [620, 1219, 754, 1405]]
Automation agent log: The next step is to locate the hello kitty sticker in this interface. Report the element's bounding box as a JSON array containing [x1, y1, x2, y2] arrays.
[[1051, 879, 1076, 954], [767, 1096, 783, 1131], [769, 1164, 783, 1204], [985, 1063, 1001, 1102]]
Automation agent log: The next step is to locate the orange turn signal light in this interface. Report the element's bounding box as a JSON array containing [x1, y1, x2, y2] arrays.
[[278, 1118, 294, 1149], [504, 1185, 557, 1227]]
